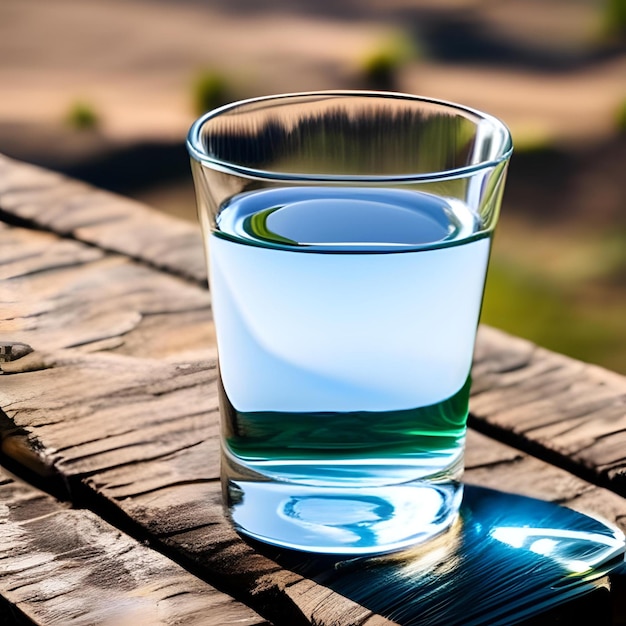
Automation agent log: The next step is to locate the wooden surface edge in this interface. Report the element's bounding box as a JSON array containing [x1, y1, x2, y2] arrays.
[[0, 153, 207, 284]]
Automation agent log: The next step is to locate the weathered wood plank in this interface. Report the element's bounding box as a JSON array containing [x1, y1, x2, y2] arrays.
[[0, 220, 215, 361], [2, 316, 624, 623], [0, 154, 206, 284], [1, 158, 625, 624], [2, 351, 624, 625], [0, 468, 269, 626], [472, 326, 626, 496]]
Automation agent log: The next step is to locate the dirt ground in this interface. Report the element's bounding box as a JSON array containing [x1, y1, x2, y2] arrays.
[[1, 0, 624, 220], [1, 0, 624, 149]]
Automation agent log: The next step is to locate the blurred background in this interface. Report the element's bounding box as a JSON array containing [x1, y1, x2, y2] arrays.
[[1, 0, 624, 372]]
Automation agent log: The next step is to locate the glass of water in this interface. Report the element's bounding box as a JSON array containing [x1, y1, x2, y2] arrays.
[[187, 91, 512, 554]]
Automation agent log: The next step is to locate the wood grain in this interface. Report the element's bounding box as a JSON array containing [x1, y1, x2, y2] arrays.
[[472, 326, 626, 497], [1, 155, 625, 625], [0, 220, 215, 361], [2, 346, 623, 625], [0, 154, 206, 284], [0, 468, 269, 626]]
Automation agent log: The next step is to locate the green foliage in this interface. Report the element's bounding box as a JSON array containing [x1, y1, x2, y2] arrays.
[[65, 101, 99, 130], [359, 34, 416, 91], [192, 70, 230, 115], [615, 98, 626, 133], [511, 128, 554, 154], [361, 50, 400, 90], [482, 240, 626, 375], [601, 0, 626, 39], [483, 263, 614, 372]]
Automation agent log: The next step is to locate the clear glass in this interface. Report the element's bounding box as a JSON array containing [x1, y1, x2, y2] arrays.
[[187, 91, 513, 554]]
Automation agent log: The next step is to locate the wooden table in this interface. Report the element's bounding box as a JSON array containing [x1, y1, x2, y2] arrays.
[[1, 154, 624, 625]]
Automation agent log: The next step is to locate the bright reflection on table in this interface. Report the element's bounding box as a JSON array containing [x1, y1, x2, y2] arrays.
[[252, 485, 625, 626]]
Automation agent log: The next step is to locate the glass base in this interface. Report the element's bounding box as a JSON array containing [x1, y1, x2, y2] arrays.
[[224, 478, 463, 554]]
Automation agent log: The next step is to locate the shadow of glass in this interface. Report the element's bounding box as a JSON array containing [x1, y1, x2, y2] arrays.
[[246, 485, 625, 625]]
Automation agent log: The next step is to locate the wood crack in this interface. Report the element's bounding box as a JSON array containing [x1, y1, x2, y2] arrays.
[[116, 478, 218, 501], [468, 414, 626, 499], [51, 409, 213, 456], [0, 193, 206, 287], [157, 522, 221, 540], [56, 439, 207, 476]]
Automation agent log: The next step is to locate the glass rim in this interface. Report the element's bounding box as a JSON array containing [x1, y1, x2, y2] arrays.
[[186, 90, 513, 183]]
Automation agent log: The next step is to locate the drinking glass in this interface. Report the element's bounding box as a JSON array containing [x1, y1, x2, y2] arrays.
[[187, 91, 512, 554]]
